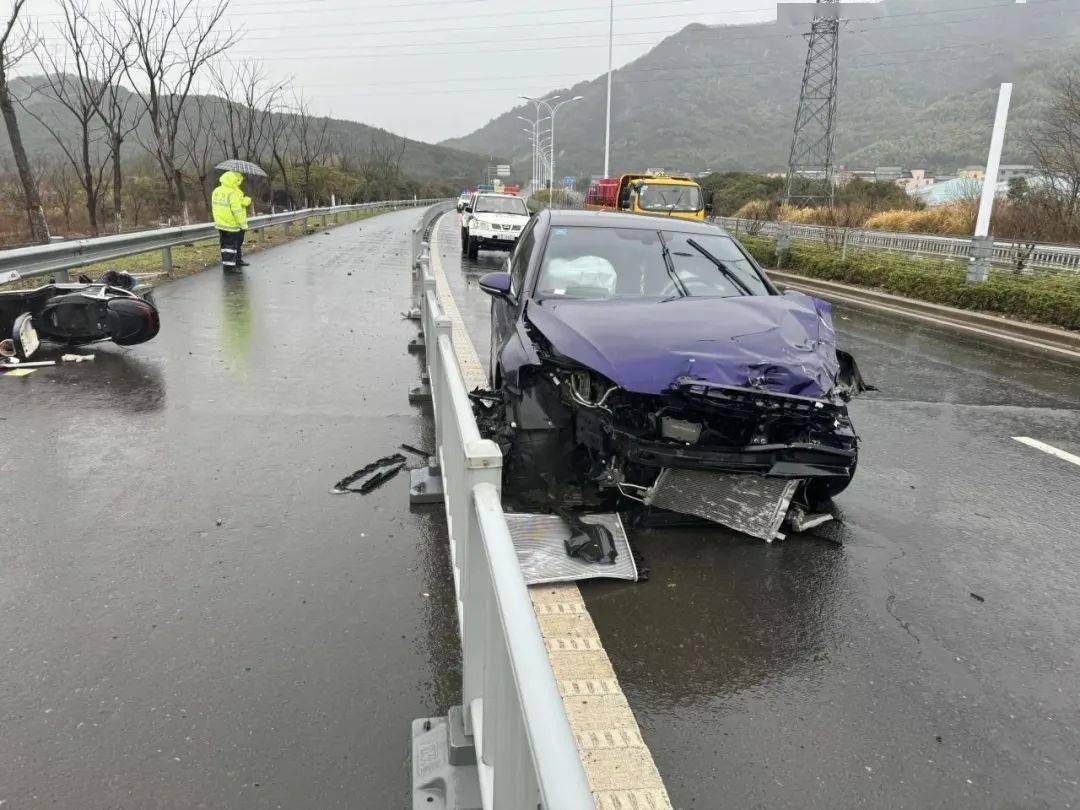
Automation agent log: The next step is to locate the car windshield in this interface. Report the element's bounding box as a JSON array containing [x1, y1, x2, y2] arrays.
[[535, 226, 769, 300], [637, 184, 702, 213], [474, 196, 528, 215]]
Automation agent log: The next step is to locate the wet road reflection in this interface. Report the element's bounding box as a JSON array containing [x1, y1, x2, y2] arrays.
[[437, 212, 1080, 809], [1, 209, 462, 809]]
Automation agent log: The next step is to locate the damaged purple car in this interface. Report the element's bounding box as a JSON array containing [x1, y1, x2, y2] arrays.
[[475, 209, 870, 539]]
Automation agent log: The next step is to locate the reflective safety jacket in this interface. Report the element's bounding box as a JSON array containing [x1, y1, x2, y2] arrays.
[[212, 171, 249, 232]]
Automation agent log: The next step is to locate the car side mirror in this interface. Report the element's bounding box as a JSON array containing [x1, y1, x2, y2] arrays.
[[479, 271, 514, 302], [465, 205, 473, 213]]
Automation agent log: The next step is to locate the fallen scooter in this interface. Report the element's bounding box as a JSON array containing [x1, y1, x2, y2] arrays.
[[0, 271, 160, 360]]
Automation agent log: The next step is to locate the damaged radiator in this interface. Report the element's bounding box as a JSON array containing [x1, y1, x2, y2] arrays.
[[644, 469, 799, 542]]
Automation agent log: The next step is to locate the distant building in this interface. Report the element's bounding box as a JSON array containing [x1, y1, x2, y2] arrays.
[[914, 176, 985, 206], [834, 168, 876, 187], [998, 164, 1037, 182], [874, 166, 904, 182], [959, 166, 986, 180], [897, 169, 935, 194]]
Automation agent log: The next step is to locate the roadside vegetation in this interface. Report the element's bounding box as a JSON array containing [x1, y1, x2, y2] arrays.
[[709, 68, 1080, 246], [741, 235, 1080, 331]]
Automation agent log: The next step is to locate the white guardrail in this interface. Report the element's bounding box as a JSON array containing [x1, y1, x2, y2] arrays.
[[409, 204, 594, 810], [0, 199, 443, 286], [713, 215, 1080, 274]]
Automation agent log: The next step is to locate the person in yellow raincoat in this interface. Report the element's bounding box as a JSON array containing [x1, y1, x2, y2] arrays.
[[212, 171, 250, 272]]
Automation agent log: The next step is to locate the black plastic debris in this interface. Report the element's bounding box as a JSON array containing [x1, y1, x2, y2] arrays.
[[970, 592, 985, 603], [555, 507, 618, 565], [332, 453, 407, 494], [400, 443, 433, 459]]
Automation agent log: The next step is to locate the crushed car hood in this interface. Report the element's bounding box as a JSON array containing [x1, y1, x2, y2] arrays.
[[525, 293, 842, 398]]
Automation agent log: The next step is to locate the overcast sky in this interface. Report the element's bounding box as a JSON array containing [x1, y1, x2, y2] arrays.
[[28, 0, 794, 143]]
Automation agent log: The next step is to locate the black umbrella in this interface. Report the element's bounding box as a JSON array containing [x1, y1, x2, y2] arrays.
[[215, 159, 268, 178]]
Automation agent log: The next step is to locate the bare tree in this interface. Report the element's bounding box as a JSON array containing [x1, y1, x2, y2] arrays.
[[81, 7, 143, 234], [45, 159, 78, 231], [21, 0, 113, 235], [292, 94, 330, 207], [0, 0, 49, 241], [111, 0, 237, 223], [1029, 68, 1080, 228], [211, 59, 286, 163], [180, 95, 219, 215], [265, 100, 292, 208]]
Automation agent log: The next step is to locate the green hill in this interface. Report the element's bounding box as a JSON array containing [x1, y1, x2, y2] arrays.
[[3, 77, 493, 184], [441, 0, 1077, 179]]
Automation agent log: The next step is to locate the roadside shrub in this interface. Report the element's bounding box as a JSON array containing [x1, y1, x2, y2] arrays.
[[733, 234, 1080, 331], [734, 199, 773, 221], [863, 202, 977, 236]]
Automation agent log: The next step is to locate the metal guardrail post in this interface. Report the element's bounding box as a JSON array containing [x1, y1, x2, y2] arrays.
[[161, 246, 174, 277]]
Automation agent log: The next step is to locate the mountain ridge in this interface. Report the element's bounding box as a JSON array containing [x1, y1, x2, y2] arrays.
[[441, 0, 1079, 180]]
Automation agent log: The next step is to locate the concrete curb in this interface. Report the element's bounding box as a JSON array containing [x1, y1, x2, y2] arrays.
[[768, 269, 1080, 362]]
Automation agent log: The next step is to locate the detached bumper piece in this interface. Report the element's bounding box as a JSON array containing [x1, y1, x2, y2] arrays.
[[644, 468, 799, 542]]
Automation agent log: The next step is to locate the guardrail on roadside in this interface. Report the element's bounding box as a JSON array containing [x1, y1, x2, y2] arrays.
[[0, 199, 444, 287], [407, 206, 595, 810], [713, 215, 1080, 274]]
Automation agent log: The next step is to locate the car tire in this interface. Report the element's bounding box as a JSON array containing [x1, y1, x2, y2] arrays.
[[467, 236, 480, 260], [504, 428, 572, 507], [804, 455, 857, 506]]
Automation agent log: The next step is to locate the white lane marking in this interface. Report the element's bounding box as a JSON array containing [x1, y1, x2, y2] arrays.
[[1012, 437, 1080, 467]]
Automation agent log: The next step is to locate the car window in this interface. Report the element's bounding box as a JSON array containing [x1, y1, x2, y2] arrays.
[[510, 219, 536, 297], [637, 184, 702, 213], [662, 231, 771, 296], [475, 196, 529, 215]]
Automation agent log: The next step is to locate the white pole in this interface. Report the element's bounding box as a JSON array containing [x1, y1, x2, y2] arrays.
[[975, 82, 1013, 237], [974, 0, 1025, 238], [604, 0, 614, 177]]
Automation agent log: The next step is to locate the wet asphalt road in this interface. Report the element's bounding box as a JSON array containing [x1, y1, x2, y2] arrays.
[[435, 213, 1080, 810], [0, 209, 461, 808]]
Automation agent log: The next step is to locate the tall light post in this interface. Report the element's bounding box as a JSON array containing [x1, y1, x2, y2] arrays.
[[516, 115, 537, 191], [604, 0, 614, 177], [521, 95, 560, 193], [550, 96, 584, 201]]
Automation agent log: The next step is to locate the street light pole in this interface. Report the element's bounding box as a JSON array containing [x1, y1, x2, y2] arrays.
[[604, 0, 614, 177], [970, 0, 1027, 282], [549, 96, 583, 203], [521, 95, 559, 193]]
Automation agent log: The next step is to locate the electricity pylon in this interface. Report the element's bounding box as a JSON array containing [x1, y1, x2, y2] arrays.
[[785, 0, 842, 206]]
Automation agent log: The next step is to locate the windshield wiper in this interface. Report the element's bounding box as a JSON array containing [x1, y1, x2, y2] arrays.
[[658, 231, 689, 299], [664, 187, 687, 216], [685, 238, 753, 296]]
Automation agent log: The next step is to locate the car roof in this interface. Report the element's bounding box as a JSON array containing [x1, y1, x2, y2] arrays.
[[475, 192, 524, 200], [543, 208, 731, 237]]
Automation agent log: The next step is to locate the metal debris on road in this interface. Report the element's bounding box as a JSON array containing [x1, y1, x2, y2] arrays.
[[503, 512, 640, 585], [332, 453, 407, 494]]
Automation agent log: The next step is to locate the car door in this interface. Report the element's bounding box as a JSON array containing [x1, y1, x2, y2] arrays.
[[489, 216, 537, 381]]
